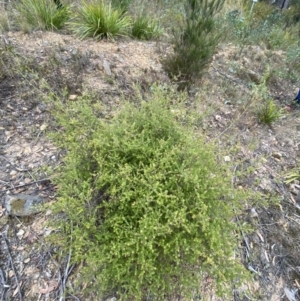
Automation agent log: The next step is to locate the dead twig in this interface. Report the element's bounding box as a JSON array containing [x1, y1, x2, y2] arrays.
[[1, 225, 23, 301], [0, 155, 30, 172], [58, 251, 75, 301], [231, 165, 251, 259], [1, 178, 51, 192]]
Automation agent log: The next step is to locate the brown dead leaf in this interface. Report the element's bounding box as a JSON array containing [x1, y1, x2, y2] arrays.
[[26, 232, 38, 244], [5, 131, 13, 142], [12, 281, 22, 297], [39, 281, 58, 294], [24, 178, 31, 184]]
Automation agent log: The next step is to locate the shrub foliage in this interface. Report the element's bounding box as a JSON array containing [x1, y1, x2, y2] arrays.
[[163, 0, 224, 89], [49, 89, 248, 300]]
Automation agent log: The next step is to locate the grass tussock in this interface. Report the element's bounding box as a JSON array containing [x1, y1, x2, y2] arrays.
[[131, 15, 162, 40], [16, 0, 70, 32], [69, 0, 131, 40], [256, 99, 283, 125]]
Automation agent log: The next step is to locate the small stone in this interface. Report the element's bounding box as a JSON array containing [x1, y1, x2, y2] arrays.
[[5, 194, 44, 216], [40, 123, 47, 131], [250, 208, 258, 218], [16, 229, 25, 238], [224, 156, 231, 162], [69, 94, 77, 101], [272, 152, 282, 159], [10, 170, 17, 176], [214, 115, 222, 122]]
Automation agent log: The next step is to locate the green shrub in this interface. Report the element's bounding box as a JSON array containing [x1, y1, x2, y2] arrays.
[[16, 0, 70, 31], [69, 0, 131, 40], [48, 88, 249, 300], [283, 3, 300, 26], [131, 15, 162, 40], [284, 45, 300, 83], [162, 0, 225, 89]]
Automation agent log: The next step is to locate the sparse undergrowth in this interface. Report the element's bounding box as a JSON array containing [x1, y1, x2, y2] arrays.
[[48, 87, 250, 300]]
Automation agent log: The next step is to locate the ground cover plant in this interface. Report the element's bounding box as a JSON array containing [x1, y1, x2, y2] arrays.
[[48, 87, 249, 300]]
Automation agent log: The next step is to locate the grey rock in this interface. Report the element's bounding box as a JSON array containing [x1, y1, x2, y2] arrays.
[[5, 194, 44, 216], [103, 60, 112, 76]]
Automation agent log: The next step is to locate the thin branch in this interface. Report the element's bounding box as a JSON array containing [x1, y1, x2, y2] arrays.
[[1, 178, 51, 192], [59, 251, 75, 301], [1, 225, 23, 301], [0, 155, 30, 172]]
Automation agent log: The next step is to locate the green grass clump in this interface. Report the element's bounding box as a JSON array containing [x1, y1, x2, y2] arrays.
[[162, 0, 225, 89], [256, 99, 282, 125], [69, 0, 131, 40], [16, 0, 70, 32], [0, 8, 10, 32], [131, 16, 162, 40], [111, 0, 133, 15], [285, 168, 300, 184], [49, 88, 249, 300]]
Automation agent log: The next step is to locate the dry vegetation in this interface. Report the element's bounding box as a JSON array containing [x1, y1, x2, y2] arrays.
[[0, 0, 300, 300]]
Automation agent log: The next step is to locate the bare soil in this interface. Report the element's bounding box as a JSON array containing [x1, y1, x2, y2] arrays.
[[0, 31, 300, 301]]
